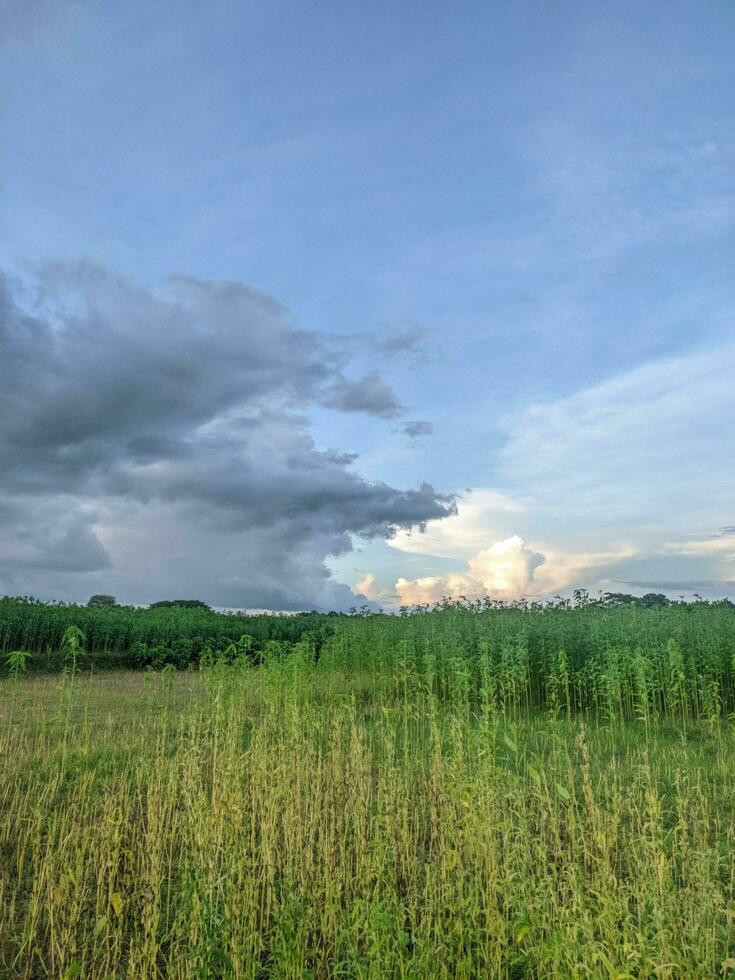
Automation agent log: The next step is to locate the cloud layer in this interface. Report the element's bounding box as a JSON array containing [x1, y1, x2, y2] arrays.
[[395, 535, 544, 606], [0, 265, 455, 608], [498, 339, 735, 528], [386, 337, 735, 605]]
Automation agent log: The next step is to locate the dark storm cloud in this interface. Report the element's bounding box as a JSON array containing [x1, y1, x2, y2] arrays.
[[402, 420, 434, 438], [28, 523, 112, 573], [0, 265, 455, 608], [0, 499, 111, 590]]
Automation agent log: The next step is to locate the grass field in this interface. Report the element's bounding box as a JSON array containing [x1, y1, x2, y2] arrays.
[[2, 605, 735, 977]]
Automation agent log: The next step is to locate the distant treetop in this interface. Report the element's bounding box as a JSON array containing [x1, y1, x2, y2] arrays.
[[87, 595, 117, 607], [149, 599, 212, 610]]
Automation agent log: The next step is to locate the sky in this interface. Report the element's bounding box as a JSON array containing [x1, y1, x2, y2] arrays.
[[0, 0, 733, 609]]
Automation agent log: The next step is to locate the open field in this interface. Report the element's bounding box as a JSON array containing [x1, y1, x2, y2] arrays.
[[2, 605, 735, 977]]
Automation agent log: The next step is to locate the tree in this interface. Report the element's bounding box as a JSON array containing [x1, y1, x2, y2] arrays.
[[149, 599, 211, 610], [87, 594, 117, 607], [640, 593, 670, 608]]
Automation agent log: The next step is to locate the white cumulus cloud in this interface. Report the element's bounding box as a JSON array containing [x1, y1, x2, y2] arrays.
[[388, 488, 526, 560], [355, 573, 381, 602], [396, 535, 544, 605]]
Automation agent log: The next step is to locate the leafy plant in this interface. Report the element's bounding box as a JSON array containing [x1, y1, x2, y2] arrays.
[[60, 625, 86, 676], [5, 649, 31, 678]]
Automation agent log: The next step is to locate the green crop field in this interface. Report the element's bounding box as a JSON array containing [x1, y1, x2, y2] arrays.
[[2, 600, 735, 977]]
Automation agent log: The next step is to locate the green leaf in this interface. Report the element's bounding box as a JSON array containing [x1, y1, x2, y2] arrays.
[[555, 782, 570, 802], [212, 948, 234, 971], [513, 916, 532, 943], [110, 892, 123, 918]]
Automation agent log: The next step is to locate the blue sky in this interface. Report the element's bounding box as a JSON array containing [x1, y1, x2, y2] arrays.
[[1, 0, 734, 607]]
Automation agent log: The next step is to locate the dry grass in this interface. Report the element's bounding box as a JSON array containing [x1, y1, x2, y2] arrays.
[[1, 654, 735, 978]]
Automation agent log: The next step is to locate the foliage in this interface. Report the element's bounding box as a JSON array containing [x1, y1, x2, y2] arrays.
[[0, 596, 333, 672], [2, 625, 735, 976], [87, 594, 118, 607], [149, 598, 212, 610], [60, 625, 86, 674], [2, 594, 734, 697], [5, 649, 30, 678]]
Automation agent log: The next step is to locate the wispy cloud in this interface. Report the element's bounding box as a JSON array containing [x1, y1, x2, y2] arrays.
[[388, 336, 735, 602], [321, 371, 403, 418], [660, 537, 735, 559], [377, 326, 429, 356], [499, 339, 735, 529], [401, 420, 434, 439], [617, 580, 735, 593]]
